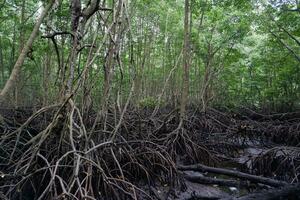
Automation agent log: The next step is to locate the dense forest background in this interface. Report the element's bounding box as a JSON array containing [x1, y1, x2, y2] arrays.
[[0, 0, 299, 111], [0, 0, 300, 200]]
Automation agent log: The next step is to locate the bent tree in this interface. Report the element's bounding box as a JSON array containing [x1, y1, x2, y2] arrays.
[[0, 0, 56, 105]]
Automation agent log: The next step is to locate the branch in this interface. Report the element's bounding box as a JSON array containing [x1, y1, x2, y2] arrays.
[[41, 31, 73, 70], [82, 0, 112, 22], [41, 31, 74, 39], [79, 0, 112, 38], [269, 15, 300, 47], [77, 44, 97, 52], [280, 27, 300, 47], [270, 31, 300, 63]]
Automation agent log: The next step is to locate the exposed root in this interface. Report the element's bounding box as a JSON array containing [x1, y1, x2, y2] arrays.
[[0, 105, 178, 199], [250, 146, 300, 182], [1, 106, 300, 199]]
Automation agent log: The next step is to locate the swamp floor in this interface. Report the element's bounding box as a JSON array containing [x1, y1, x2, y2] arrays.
[[0, 107, 299, 200]]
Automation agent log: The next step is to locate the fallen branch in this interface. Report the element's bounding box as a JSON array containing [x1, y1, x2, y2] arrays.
[[178, 163, 287, 187], [184, 174, 248, 187]]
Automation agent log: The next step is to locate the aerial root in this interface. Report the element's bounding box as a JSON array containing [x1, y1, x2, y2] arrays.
[[2, 107, 300, 199], [250, 146, 300, 183], [0, 105, 178, 199]]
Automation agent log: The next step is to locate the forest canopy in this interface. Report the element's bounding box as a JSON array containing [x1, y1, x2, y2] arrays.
[[0, 0, 299, 111]]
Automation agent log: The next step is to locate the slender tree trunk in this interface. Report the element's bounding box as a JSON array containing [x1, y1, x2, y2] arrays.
[[67, 0, 81, 94], [15, 0, 26, 107], [0, 0, 55, 105], [9, 22, 17, 74], [43, 39, 51, 106], [100, 0, 123, 130], [134, 29, 149, 104], [179, 0, 190, 125], [0, 39, 4, 86], [202, 52, 212, 112]]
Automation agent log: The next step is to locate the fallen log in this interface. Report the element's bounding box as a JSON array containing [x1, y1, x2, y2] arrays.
[[178, 164, 287, 187], [184, 174, 248, 187], [222, 183, 300, 200]]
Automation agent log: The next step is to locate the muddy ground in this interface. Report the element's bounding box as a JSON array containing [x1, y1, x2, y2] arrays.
[[0, 107, 299, 199]]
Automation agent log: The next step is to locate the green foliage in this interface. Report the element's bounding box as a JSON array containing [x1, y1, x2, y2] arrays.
[[0, 0, 299, 111]]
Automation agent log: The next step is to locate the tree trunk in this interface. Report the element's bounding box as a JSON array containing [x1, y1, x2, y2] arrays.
[[0, 0, 55, 105], [15, 0, 26, 107], [67, 0, 81, 94], [179, 0, 190, 125], [178, 163, 287, 188], [202, 53, 212, 112], [0, 39, 4, 86], [43, 39, 51, 106]]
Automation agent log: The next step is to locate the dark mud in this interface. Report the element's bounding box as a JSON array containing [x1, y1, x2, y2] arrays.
[[0, 107, 299, 199]]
